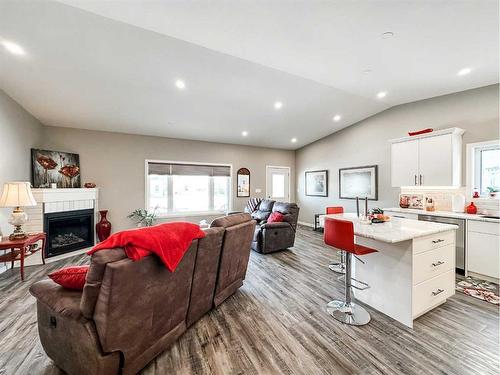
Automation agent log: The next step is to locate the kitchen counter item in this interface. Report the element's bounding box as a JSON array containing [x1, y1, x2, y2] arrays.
[[452, 194, 465, 212], [466, 202, 478, 214]]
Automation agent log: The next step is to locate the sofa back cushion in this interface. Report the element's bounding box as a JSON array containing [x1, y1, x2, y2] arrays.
[[92, 242, 198, 363], [186, 227, 224, 327], [211, 213, 256, 305], [272, 202, 300, 230], [81, 248, 127, 319], [251, 199, 275, 222]]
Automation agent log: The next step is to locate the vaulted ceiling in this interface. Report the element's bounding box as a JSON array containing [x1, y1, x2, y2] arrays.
[[0, 1, 498, 149]]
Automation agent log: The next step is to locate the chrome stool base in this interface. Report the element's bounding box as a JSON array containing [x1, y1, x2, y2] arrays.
[[328, 263, 346, 274], [326, 300, 371, 326]]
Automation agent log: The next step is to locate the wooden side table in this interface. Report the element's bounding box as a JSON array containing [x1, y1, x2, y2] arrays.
[[0, 233, 46, 281]]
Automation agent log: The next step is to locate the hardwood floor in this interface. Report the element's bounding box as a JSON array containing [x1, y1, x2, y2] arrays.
[[0, 226, 498, 375]]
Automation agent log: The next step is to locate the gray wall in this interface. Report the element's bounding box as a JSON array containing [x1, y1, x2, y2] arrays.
[[0, 89, 43, 236], [0, 90, 43, 273], [296, 84, 500, 224], [41, 126, 295, 232]]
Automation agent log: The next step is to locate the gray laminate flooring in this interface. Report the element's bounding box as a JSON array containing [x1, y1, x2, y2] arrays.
[[0, 226, 498, 375]]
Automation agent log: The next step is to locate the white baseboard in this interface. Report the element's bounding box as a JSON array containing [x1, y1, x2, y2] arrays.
[[298, 220, 314, 228]]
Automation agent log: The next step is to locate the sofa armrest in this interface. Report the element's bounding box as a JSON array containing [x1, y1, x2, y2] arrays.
[[30, 279, 84, 321], [261, 222, 292, 230]]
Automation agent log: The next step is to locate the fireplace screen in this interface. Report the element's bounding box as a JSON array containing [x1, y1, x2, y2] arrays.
[[44, 209, 94, 258]]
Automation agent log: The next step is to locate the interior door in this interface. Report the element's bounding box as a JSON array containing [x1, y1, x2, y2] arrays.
[[391, 140, 419, 187], [418, 134, 453, 186], [266, 166, 290, 201]]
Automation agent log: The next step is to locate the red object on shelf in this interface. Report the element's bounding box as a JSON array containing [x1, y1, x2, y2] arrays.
[[96, 210, 112, 242], [466, 202, 478, 214], [408, 128, 433, 136]]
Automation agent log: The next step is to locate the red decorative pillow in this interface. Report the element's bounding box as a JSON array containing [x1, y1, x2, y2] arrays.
[[268, 211, 285, 223], [48, 266, 89, 290]]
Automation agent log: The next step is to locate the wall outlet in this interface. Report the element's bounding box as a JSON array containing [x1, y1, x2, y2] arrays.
[[255, 188, 262, 193]]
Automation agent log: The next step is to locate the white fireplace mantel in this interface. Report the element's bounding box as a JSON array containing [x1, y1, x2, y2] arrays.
[[20, 188, 99, 266]]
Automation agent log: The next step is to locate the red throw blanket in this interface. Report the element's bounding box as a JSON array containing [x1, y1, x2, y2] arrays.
[[88, 222, 206, 272]]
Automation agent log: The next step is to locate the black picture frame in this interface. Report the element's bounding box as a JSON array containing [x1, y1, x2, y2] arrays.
[[305, 170, 328, 197], [339, 165, 378, 200]]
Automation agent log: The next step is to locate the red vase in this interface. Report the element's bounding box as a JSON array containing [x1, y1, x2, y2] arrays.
[[96, 210, 112, 242], [466, 202, 477, 215]]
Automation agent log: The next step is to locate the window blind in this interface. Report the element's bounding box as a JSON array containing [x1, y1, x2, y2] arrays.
[[148, 162, 230, 177]]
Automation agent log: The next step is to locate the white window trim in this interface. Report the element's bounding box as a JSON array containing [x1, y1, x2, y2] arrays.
[[145, 159, 233, 218], [466, 140, 500, 199]]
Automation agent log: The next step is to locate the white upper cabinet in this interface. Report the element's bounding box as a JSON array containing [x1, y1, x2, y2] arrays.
[[391, 139, 419, 187], [390, 128, 464, 187]]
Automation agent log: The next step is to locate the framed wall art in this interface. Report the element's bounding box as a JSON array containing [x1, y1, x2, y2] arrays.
[[31, 148, 81, 188], [339, 165, 378, 200], [305, 170, 328, 197]]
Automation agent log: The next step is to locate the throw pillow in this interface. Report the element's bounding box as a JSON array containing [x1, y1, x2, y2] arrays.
[[49, 265, 89, 290], [268, 211, 285, 223]]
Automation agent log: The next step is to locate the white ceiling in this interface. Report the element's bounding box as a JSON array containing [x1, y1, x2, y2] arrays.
[[0, 1, 498, 149]]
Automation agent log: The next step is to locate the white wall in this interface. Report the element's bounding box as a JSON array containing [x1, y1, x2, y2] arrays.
[[0, 90, 43, 272], [296, 84, 500, 224], [0, 89, 44, 235], [41, 126, 295, 232]]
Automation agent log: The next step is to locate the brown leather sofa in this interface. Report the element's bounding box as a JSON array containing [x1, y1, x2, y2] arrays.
[[29, 213, 255, 375], [247, 199, 300, 254]]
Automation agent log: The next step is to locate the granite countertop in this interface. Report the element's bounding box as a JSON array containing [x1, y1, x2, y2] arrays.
[[320, 213, 457, 243], [383, 207, 500, 223]]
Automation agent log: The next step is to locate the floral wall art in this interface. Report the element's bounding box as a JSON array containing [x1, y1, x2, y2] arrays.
[[31, 148, 81, 188]]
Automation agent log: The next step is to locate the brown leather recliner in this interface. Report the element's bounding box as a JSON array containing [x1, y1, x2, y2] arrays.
[[29, 213, 255, 375], [249, 200, 300, 254]]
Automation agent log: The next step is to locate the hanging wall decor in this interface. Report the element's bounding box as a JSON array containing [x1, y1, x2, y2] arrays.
[[237, 168, 251, 197]]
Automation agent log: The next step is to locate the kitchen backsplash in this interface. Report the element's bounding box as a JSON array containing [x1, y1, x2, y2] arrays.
[[400, 187, 500, 215]]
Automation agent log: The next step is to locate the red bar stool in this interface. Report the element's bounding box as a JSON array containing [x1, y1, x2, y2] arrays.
[[324, 217, 377, 325], [325, 206, 346, 274]]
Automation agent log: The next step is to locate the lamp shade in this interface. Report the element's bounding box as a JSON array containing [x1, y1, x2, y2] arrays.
[[0, 182, 37, 208]]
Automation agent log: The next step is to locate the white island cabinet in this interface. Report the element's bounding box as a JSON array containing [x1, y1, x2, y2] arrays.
[[321, 214, 457, 328]]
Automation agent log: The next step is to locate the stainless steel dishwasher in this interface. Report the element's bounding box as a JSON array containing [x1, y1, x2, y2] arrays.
[[418, 214, 466, 275]]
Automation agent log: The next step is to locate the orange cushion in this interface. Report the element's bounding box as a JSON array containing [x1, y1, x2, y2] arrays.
[[48, 266, 89, 290]]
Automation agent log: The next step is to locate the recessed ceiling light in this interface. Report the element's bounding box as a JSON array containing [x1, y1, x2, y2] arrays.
[[381, 31, 394, 39], [175, 79, 186, 89], [242, 131, 248, 136], [274, 101, 283, 110], [457, 67, 472, 76], [1, 40, 25, 56], [333, 114, 342, 122], [291, 138, 297, 143], [377, 91, 387, 99]]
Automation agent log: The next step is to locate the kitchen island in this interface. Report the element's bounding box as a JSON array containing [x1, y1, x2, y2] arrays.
[[320, 213, 458, 328]]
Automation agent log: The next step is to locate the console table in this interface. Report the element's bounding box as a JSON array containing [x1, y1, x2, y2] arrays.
[[0, 233, 46, 281]]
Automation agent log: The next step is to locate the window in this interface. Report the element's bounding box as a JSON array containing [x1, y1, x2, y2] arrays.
[[468, 141, 500, 197], [146, 161, 231, 216]]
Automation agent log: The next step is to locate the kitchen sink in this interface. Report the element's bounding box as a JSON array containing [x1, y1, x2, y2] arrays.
[[479, 215, 500, 219]]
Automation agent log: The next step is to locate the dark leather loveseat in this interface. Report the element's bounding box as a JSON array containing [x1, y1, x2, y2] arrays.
[[29, 213, 255, 375], [246, 199, 300, 254]]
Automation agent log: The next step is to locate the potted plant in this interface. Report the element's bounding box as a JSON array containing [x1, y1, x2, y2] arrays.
[[127, 207, 159, 227], [486, 186, 499, 198]]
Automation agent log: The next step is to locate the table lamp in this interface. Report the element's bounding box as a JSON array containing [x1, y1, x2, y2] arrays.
[[0, 182, 37, 240]]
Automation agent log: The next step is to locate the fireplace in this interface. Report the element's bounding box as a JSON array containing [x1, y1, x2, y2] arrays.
[[44, 209, 95, 258]]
